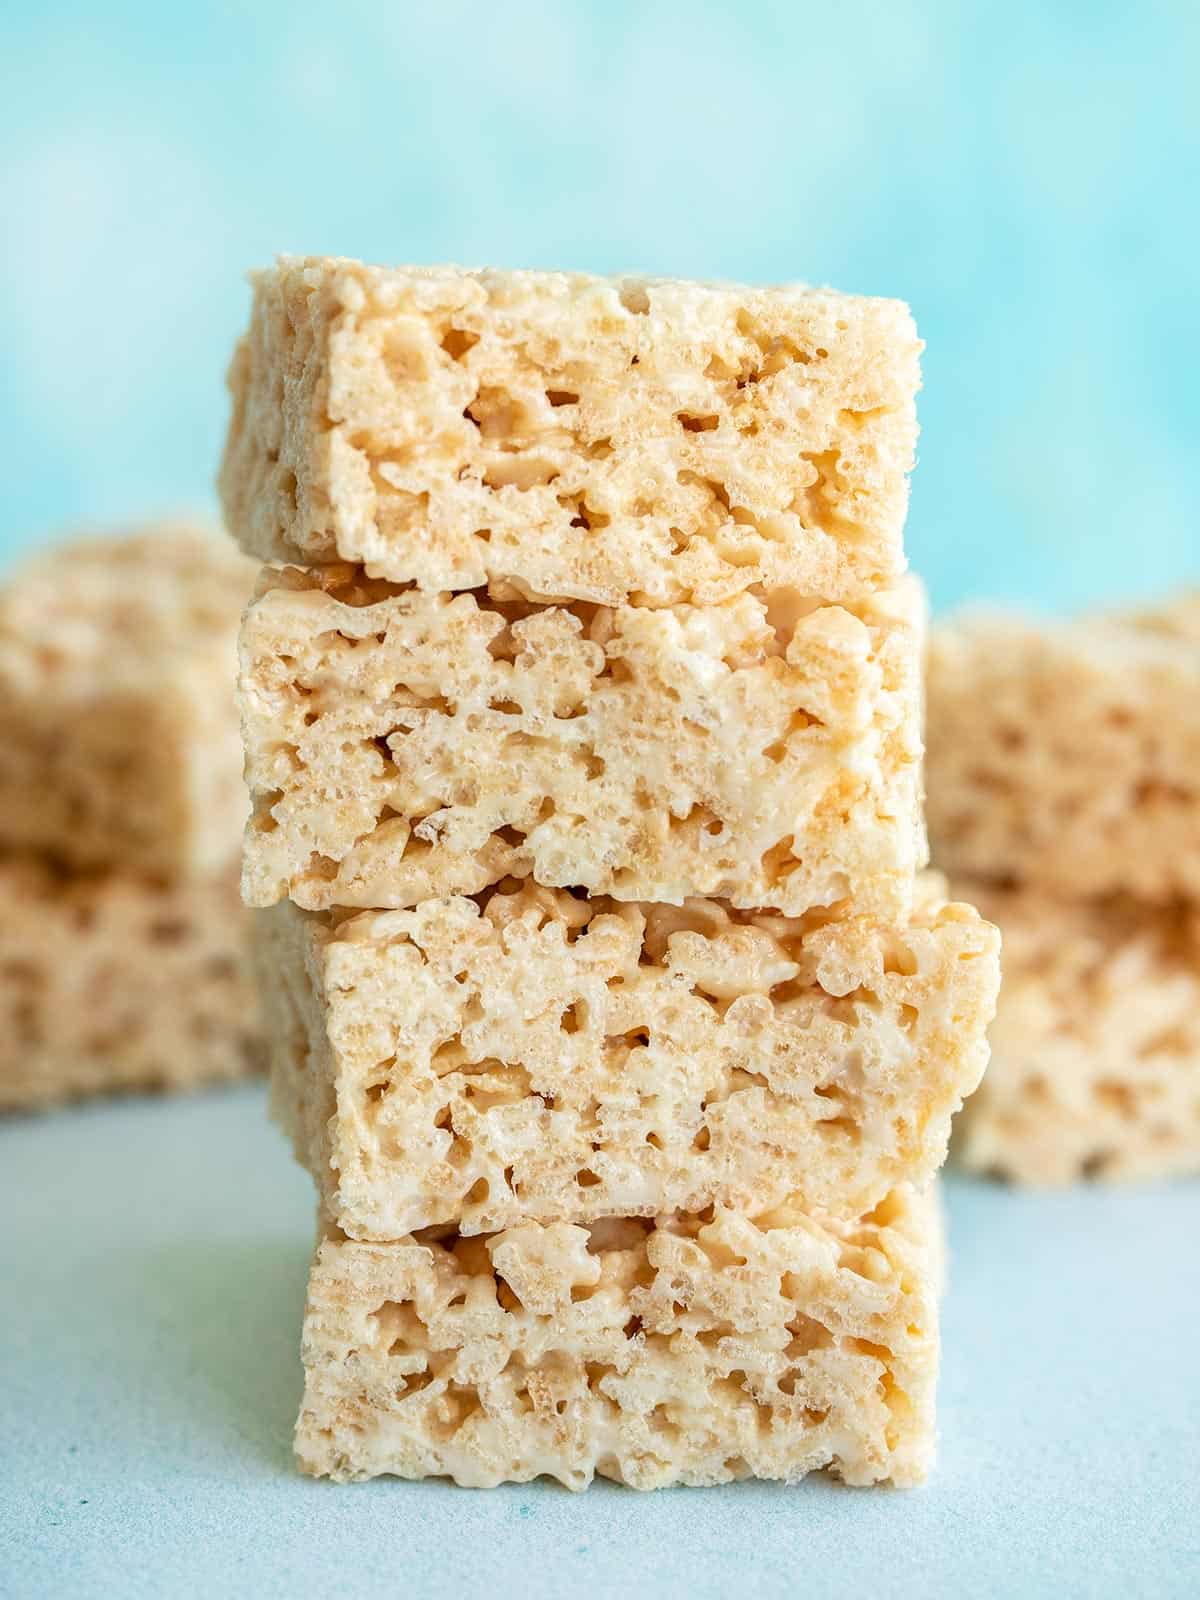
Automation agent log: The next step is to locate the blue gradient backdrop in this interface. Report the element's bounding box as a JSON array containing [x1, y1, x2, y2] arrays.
[[1, 1, 1197, 610]]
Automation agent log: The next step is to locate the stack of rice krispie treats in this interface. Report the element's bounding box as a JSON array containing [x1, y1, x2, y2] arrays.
[[928, 596, 1200, 1183], [0, 527, 262, 1110], [222, 258, 1000, 1490]]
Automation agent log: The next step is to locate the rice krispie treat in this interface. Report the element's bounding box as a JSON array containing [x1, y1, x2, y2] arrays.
[[238, 566, 926, 916], [0, 526, 256, 877], [220, 258, 921, 606], [954, 878, 1200, 1185], [299, 1190, 940, 1484], [926, 596, 1200, 902], [0, 859, 260, 1111], [296, 1182, 940, 1489], [259, 878, 998, 1237]]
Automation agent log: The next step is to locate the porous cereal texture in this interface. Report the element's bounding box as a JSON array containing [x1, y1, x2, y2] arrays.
[[0, 525, 255, 877], [238, 566, 926, 916], [0, 859, 260, 1111], [259, 878, 999, 1237], [220, 257, 921, 606], [926, 596, 1200, 902], [954, 878, 1200, 1185], [295, 1183, 940, 1490]]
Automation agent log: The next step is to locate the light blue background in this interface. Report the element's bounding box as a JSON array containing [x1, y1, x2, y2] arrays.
[[2, 8, 1200, 1596], [2, 0, 1198, 608]]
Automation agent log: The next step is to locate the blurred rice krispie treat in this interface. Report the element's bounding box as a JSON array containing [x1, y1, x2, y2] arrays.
[[953, 878, 1200, 1185], [0, 859, 259, 1111], [926, 596, 1200, 902], [239, 567, 927, 916], [259, 877, 998, 1237], [221, 258, 922, 607], [0, 523, 263, 1109], [0, 526, 256, 877], [296, 1183, 940, 1489]]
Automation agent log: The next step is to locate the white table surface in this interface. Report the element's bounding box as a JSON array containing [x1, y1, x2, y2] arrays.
[[2, 1082, 1197, 1599]]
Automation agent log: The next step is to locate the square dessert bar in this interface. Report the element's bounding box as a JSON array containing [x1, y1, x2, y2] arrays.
[[0, 859, 260, 1111], [954, 878, 1200, 1185], [926, 595, 1200, 902], [238, 566, 926, 916], [0, 527, 255, 877], [220, 257, 921, 606], [296, 1184, 941, 1489], [259, 878, 999, 1238]]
